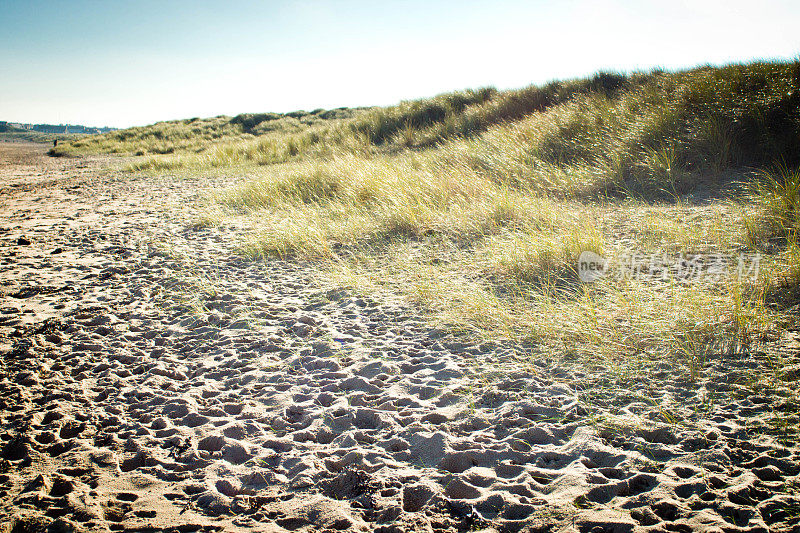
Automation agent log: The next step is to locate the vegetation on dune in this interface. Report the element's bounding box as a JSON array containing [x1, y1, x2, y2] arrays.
[[48, 107, 368, 158], [58, 59, 800, 369], [57, 60, 800, 176]]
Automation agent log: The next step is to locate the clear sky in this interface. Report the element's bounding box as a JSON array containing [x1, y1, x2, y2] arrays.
[[2, 0, 798, 128]]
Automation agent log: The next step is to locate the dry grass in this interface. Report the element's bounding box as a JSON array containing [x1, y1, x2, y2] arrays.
[[60, 59, 800, 374], [322, 206, 778, 363], [198, 147, 786, 372]]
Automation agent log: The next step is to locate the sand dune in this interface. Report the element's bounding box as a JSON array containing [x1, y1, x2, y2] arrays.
[[1, 143, 799, 532]]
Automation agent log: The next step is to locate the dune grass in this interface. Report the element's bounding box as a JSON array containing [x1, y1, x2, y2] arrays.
[[206, 148, 788, 368], [61, 58, 800, 372], [48, 107, 367, 158], [61, 60, 800, 179]]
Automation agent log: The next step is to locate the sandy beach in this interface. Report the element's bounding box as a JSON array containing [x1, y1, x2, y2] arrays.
[[2, 142, 799, 533]]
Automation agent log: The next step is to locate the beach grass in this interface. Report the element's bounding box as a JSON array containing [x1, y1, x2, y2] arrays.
[[56, 59, 800, 371]]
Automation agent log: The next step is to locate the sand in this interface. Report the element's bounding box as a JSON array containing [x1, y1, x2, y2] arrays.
[[1, 142, 799, 533]]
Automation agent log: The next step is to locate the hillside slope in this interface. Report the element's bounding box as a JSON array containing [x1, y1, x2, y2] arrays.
[[54, 61, 800, 181]]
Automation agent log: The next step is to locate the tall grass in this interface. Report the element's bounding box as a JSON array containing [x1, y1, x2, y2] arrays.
[[745, 166, 800, 244], [59, 60, 800, 183], [58, 58, 800, 370], [743, 166, 800, 302]]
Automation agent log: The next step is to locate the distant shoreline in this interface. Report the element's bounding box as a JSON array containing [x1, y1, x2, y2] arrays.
[[0, 131, 92, 144]]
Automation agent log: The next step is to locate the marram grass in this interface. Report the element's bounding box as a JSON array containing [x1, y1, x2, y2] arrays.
[[61, 58, 800, 373]]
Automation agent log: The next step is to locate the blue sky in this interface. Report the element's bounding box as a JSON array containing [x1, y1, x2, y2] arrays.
[[2, 0, 798, 128]]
